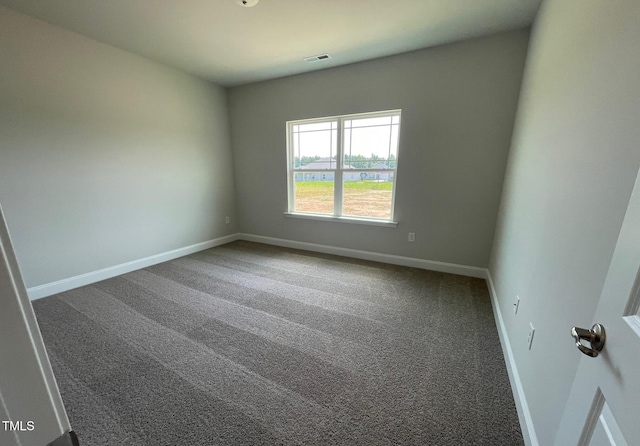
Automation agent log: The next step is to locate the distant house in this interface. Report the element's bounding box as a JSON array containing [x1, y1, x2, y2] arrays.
[[295, 158, 359, 181], [300, 159, 336, 170], [294, 159, 393, 182], [359, 164, 392, 181]]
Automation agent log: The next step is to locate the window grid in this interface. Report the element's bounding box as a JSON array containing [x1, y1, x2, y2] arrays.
[[287, 110, 401, 222]]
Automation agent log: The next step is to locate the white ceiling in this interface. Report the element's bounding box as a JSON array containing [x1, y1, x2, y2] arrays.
[[0, 0, 541, 87]]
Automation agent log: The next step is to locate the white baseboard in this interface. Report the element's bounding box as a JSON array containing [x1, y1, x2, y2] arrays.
[[28, 232, 485, 299], [238, 233, 487, 278], [485, 270, 539, 446], [239, 233, 536, 444], [26, 229, 534, 444], [27, 234, 239, 300]]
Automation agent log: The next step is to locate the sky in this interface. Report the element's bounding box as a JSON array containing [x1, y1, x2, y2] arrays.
[[293, 116, 399, 161]]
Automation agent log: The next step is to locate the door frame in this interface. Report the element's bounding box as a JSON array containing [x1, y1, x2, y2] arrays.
[[0, 204, 73, 445]]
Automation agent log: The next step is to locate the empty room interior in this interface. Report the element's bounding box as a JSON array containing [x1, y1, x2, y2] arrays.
[[1, 1, 639, 445]]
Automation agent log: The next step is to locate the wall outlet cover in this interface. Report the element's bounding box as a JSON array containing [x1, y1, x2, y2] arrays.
[[527, 323, 535, 350]]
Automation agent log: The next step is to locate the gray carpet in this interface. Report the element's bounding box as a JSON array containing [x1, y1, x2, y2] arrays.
[[32, 241, 523, 445]]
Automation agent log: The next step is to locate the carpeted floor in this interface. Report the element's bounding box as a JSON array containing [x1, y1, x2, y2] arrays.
[[32, 241, 523, 445]]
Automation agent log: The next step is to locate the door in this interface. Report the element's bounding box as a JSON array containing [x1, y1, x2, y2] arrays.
[[0, 204, 76, 446], [555, 167, 640, 445]]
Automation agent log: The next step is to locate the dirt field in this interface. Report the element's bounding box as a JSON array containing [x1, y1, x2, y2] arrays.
[[294, 181, 392, 219]]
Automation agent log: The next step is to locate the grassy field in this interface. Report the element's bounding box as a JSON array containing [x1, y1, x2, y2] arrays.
[[294, 181, 393, 218]]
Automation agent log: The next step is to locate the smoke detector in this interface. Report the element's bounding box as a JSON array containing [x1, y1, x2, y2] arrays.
[[236, 0, 259, 7]]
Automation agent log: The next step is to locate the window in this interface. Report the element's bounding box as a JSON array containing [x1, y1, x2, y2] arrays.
[[286, 110, 401, 223]]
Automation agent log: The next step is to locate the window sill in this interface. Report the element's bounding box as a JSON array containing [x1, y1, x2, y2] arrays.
[[283, 212, 398, 227]]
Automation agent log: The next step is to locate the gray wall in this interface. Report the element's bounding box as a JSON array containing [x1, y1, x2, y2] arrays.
[[0, 7, 237, 288], [228, 30, 529, 268], [489, 1, 640, 444]]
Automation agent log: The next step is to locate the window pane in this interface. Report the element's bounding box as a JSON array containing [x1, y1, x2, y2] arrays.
[[293, 121, 337, 168], [295, 121, 334, 132], [294, 172, 334, 215], [342, 172, 394, 219], [349, 116, 392, 128], [344, 124, 395, 169], [390, 124, 399, 159]]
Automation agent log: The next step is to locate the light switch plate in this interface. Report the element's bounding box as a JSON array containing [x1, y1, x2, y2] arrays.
[[527, 323, 535, 350]]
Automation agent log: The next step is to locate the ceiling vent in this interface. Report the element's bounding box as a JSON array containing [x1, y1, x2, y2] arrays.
[[304, 54, 331, 63]]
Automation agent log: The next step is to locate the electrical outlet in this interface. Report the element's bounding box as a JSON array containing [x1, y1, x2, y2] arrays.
[[513, 296, 520, 314], [225, 216, 230, 224], [527, 323, 535, 350], [408, 232, 415, 242]]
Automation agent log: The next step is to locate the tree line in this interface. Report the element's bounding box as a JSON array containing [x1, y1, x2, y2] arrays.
[[294, 154, 397, 169]]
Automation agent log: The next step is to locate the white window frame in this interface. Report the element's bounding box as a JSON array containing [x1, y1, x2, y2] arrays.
[[285, 109, 401, 226]]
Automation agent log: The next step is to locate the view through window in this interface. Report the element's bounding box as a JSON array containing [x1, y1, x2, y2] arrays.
[[287, 110, 401, 221]]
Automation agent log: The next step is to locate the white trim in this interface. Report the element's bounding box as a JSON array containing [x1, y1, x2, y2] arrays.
[[578, 389, 605, 446], [623, 314, 640, 338], [238, 233, 485, 278], [23, 228, 533, 444], [27, 234, 239, 300], [1, 204, 71, 440], [283, 212, 398, 227], [287, 109, 401, 220], [241, 232, 536, 443], [485, 270, 539, 446], [334, 119, 344, 217]]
